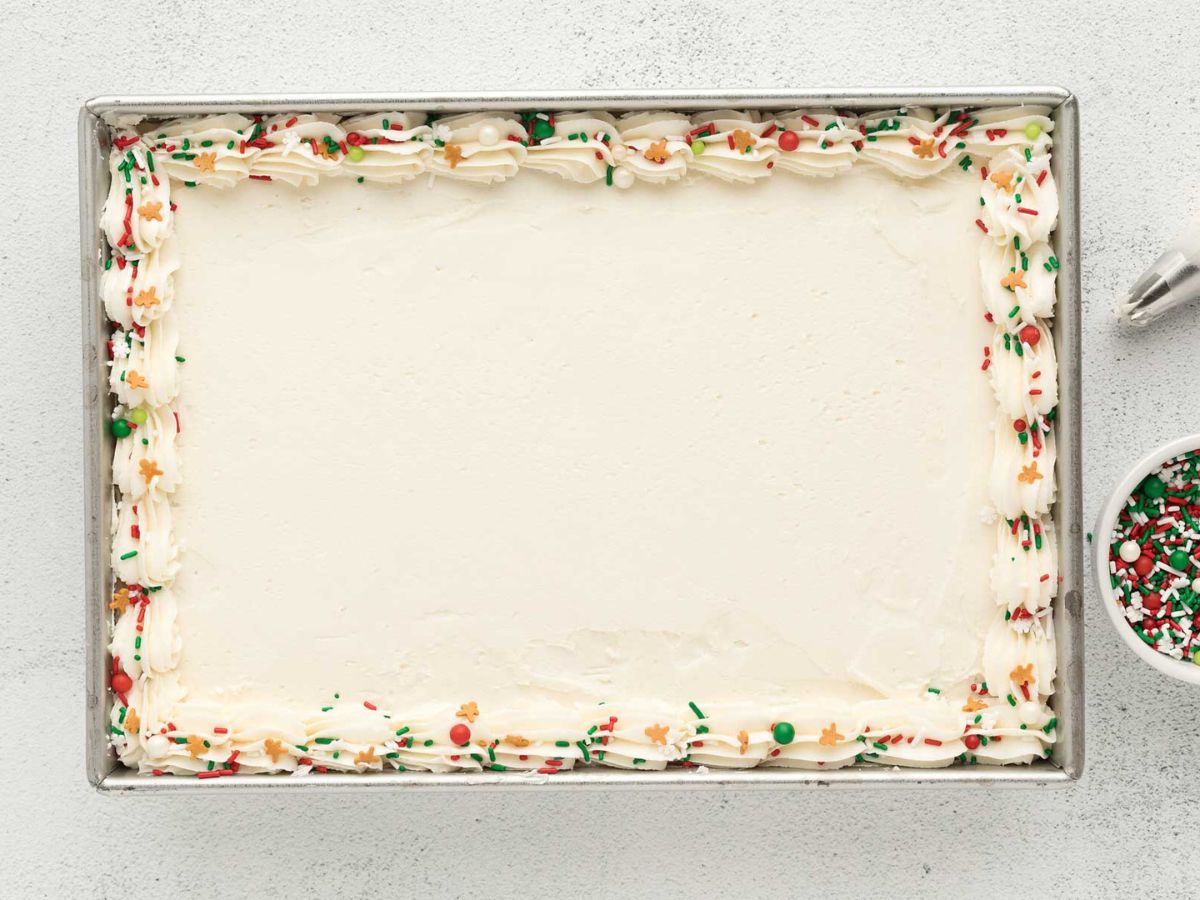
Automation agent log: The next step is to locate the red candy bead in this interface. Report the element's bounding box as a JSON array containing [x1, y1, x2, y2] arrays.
[[111, 671, 133, 693], [1018, 324, 1040, 346], [777, 130, 800, 152], [1013, 419, 1027, 432], [1142, 593, 1164, 613], [964, 734, 980, 750], [449, 723, 471, 746], [1132, 554, 1154, 577]]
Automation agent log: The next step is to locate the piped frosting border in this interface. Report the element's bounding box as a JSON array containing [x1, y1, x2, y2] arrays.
[[101, 106, 1061, 778]]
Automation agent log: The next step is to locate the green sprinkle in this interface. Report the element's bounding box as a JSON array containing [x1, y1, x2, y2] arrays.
[[872, 741, 889, 751], [321, 706, 332, 712], [927, 687, 940, 694], [1007, 694, 1017, 707], [175, 355, 186, 362], [605, 165, 613, 186], [632, 757, 645, 765], [119, 550, 138, 560], [1043, 717, 1057, 733], [577, 741, 590, 762], [489, 763, 507, 771], [688, 701, 705, 719], [555, 740, 570, 747], [424, 739, 434, 747], [1007, 305, 1020, 319], [394, 726, 410, 737], [695, 725, 709, 734], [314, 737, 336, 745]]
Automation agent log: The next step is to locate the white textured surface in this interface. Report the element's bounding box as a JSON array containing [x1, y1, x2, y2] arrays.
[[3, 0, 1199, 895], [170, 169, 996, 723]]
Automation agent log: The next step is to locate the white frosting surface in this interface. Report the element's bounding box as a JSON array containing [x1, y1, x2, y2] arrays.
[[102, 108, 1060, 776], [171, 170, 996, 712]]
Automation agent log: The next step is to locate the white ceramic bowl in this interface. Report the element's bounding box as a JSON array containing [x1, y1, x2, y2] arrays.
[[1094, 434, 1200, 684]]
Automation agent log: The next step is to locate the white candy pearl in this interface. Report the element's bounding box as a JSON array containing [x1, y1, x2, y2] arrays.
[[145, 733, 170, 758], [611, 143, 629, 162], [1018, 701, 1043, 725], [612, 168, 635, 189], [1119, 540, 1142, 563], [1192, 577, 1200, 593], [478, 124, 500, 147]]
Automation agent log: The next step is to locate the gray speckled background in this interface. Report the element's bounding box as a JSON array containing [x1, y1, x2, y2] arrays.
[[4, 0, 1199, 896]]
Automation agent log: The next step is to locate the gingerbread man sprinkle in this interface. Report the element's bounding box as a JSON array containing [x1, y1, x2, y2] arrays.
[[1000, 270, 1027, 290], [1018, 463, 1043, 485], [819, 723, 844, 747], [139, 458, 163, 484], [137, 201, 163, 221], [644, 723, 669, 745], [644, 139, 670, 163]]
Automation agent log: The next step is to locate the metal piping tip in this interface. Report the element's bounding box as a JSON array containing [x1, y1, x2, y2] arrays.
[[1119, 247, 1200, 327]]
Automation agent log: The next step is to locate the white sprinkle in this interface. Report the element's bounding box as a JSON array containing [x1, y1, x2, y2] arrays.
[[1119, 540, 1142, 563]]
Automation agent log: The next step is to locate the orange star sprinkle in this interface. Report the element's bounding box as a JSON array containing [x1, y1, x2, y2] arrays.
[[193, 152, 217, 173], [109, 587, 130, 613], [138, 458, 163, 484], [503, 734, 531, 748], [133, 286, 160, 308], [819, 723, 844, 747], [1018, 463, 1043, 485], [185, 735, 206, 758], [644, 139, 670, 163], [737, 730, 749, 754], [644, 723, 669, 745], [963, 695, 988, 713], [125, 370, 148, 390], [731, 129, 755, 153], [263, 738, 287, 762], [444, 143, 464, 169], [456, 701, 479, 723], [123, 708, 140, 734], [137, 201, 162, 221], [913, 138, 935, 159], [990, 170, 1016, 193], [1000, 270, 1027, 290], [355, 746, 379, 766], [1010, 663, 1035, 686]]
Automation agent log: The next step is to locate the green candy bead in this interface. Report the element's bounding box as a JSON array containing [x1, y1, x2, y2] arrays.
[[690, 140, 705, 156], [772, 721, 795, 745], [1142, 476, 1166, 500], [531, 119, 554, 141], [1023, 122, 1042, 141], [111, 418, 131, 438], [346, 145, 365, 162], [130, 407, 148, 425], [1170, 550, 1190, 571]]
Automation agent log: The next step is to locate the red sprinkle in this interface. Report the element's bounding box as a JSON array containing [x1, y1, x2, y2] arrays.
[[975, 219, 989, 233]]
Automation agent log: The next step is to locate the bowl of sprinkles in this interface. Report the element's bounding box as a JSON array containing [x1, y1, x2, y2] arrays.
[[1097, 435, 1200, 684]]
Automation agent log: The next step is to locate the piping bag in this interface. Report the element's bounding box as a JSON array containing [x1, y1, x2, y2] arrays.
[[1119, 222, 1200, 326]]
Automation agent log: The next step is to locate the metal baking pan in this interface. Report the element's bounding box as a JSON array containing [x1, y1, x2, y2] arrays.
[[81, 88, 1083, 791]]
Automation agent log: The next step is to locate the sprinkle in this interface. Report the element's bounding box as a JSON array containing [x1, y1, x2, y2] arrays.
[[688, 701, 705, 719]]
